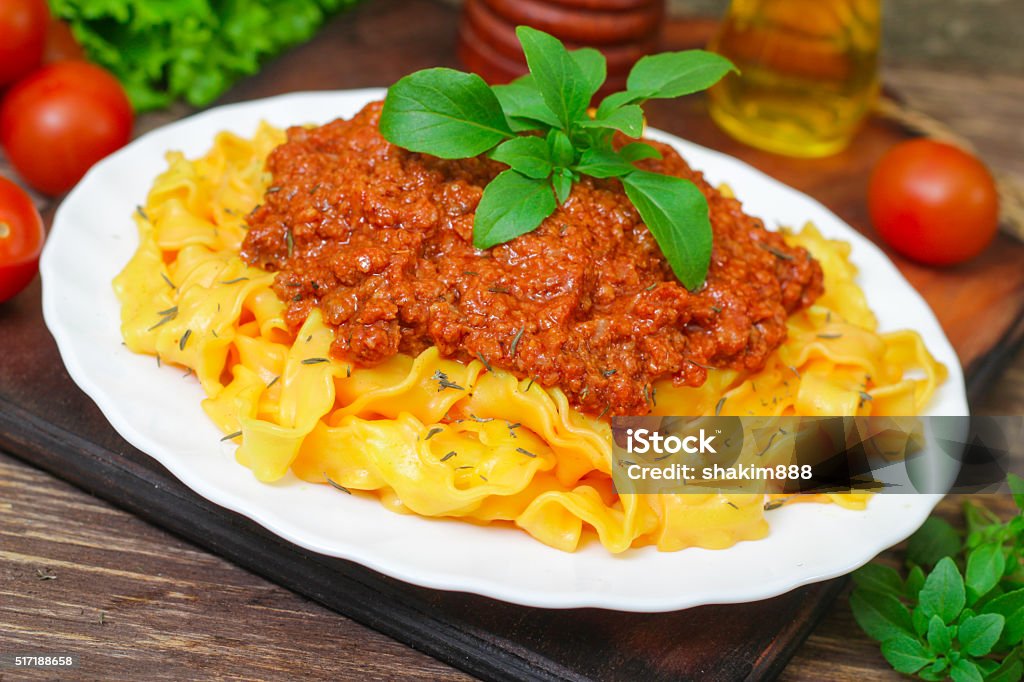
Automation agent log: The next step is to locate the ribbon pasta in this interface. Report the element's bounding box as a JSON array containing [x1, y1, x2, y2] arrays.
[[115, 124, 948, 553]]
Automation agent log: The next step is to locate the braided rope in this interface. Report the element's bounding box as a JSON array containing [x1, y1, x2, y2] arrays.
[[875, 95, 1024, 242]]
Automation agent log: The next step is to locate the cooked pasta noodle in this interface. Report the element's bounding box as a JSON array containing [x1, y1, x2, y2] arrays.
[[114, 124, 948, 553]]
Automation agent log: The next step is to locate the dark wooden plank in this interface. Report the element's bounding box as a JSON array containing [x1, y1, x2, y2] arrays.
[[0, 450, 472, 682]]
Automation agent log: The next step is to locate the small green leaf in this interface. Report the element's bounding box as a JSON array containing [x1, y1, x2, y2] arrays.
[[850, 589, 915, 642], [1008, 473, 1024, 511], [974, 658, 999, 677], [913, 604, 931, 636], [547, 129, 575, 168], [577, 104, 644, 137], [596, 89, 641, 117], [966, 543, 1006, 603], [622, 171, 711, 290], [570, 47, 606, 101], [880, 633, 934, 674], [625, 50, 736, 100], [927, 614, 953, 653], [619, 141, 662, 163], [473, 170, 557, 249], [959, 613, 1005, 656], [852, 563, 904, 598], [982, 588, 1024, 645], [907, 517, 962, 568], [919, 657, 949, 682], [553, 169, 573, 204], [490, 137, 552, 179], [492, 76, 562, 131], [516, 26, 592, 128], [949, 659, 984, 682], [964, 500, 999, 539], [919, 557, 966, 624], [380, 68, 512, 158], [987, 654, 1024, 682], [906, 565, 927, 598], [574, 148, 635, 179]]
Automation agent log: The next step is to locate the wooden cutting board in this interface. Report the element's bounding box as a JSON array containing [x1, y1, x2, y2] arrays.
[[1, 1, 1022, 680]]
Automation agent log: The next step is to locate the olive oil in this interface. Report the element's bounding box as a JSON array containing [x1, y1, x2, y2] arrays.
[[708, 0, 881, 157]]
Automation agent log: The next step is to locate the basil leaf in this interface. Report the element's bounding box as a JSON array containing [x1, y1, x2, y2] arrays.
[[907, 517, 961, 568], [620, 141, 662, 163], [918, 662, 949, 681], [966, 543, 1006, 603], [626, 50, 737, 100], [964, 501, 999, 541], [987, 655, 1024, 682], [492, 76, 561, 131], [491, 137, 553, 179], [959, 613, 1005, 656], [380, 67, 512, 158], [1008, 473, 1024, 511], [926, 614, 953, 653], [473, 170, 556, 249], [622, 171, 711, 290], [596, 90, 642, 118], [577, 104, 644, 137], [905, 565, 927, 598], [849, 589, 915, 642], [553, 169, 573, 204], [574, 148, 635, 178], [880, 633, 933, 674], [547, 129, 575, 168], [918, 666, 948, 681], [516, 25, 591, 128], [571, 47, 606, 101], [919, 557, 966, 624], [912, 604, 931, 636], [981, 588, 1024, 645], [852, 563, 905, 598], [949, 659, 984, 682], [974, 658, 1000, 677]]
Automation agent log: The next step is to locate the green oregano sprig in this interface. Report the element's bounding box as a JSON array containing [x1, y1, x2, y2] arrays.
[[378, 26, 736, 290], [850, 475, 1024, 682]]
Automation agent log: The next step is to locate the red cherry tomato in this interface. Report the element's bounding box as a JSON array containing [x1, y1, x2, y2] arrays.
[[0, 61, 133, 196], [868, 139, 999, 266], [0, 0, 49, 87], [0, 176, 45, 303]]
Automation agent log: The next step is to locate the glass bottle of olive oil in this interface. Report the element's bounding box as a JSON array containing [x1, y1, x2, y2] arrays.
[[707, 0, 881, 157]]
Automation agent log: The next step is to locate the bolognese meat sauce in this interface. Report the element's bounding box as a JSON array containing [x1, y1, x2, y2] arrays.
[[241, 102, 823, 416]]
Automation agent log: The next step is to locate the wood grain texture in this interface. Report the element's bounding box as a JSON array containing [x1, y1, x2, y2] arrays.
[[1, 0, 1023, 680], [0, 451, 472, 682]]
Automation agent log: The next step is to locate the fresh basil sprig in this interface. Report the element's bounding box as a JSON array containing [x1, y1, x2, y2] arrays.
[[850, 474, 1024, 682], [379, 26, 736, 290]]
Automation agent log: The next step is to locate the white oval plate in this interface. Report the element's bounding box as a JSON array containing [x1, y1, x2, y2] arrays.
[[41, 89, 967, 612]]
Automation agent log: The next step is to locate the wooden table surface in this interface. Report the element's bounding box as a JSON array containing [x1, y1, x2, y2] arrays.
[[2, 1, 1023, 680]]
